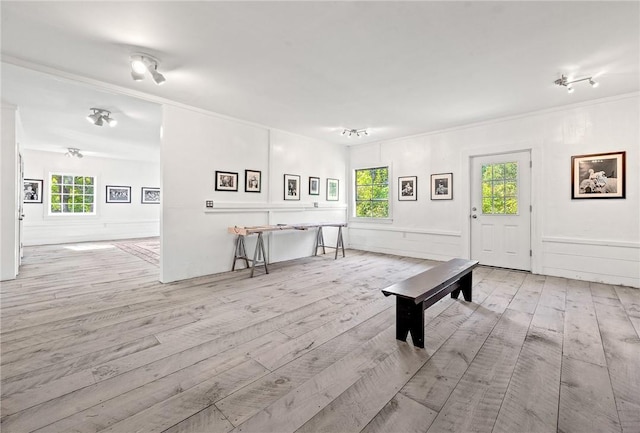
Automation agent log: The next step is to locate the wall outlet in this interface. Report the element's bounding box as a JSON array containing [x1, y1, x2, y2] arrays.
[[205, 201, 214, 208], [313, 202, 319, 208]]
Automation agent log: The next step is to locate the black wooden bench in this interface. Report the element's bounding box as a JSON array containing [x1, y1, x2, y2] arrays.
[[381, 258, 479, 348]]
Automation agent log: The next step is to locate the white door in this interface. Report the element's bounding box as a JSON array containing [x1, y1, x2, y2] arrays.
[[471, 151, 531, 271]]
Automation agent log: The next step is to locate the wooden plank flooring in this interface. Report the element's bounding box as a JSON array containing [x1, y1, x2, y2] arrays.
[[1, 240, 639, 433]]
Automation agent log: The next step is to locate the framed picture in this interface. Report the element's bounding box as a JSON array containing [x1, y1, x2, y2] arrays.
[[215, 171, 239, 191], [106, 185, 131, 203], [284, 174, 301, 200], [571, 151, 625, 199], [309, 177, 320, 195], [327, 178, 339, 201], [245, 169, 261, 193], [23, 179, 43, 203], [398, 176, 417, 201], [431, 173, 453, 200], [141, 187, 160, 204]]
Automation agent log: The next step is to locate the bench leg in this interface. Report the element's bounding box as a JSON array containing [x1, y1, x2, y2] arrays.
[[396, 297, 425, 348], [450, 272, 473, 302]]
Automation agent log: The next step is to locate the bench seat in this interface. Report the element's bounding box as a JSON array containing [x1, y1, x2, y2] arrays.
[[382, 258, 478, 348]]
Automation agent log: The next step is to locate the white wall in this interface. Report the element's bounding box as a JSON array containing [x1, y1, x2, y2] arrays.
[[160, 105, 347, 283], [22, 149, 160, 245], [348, 94, 640, 288], [0, 104, 19, 280]]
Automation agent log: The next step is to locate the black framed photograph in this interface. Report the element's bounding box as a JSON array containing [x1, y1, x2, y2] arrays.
[[284, 174, 300, 200], [106, 185, 131, 203], [245, 169, 261, 193], [309, 177, 320, 195], [23, 179, 43, 203], [431, 173, 453, 200], [327, 178, 339, 201], [398, 176, 417, 201], [571, 151, 625, 199], [141, 187, 160, 204], [215, 171, 238, 191]]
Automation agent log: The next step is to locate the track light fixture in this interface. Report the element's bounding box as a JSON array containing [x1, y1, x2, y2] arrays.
[[554, 74, 599, 94], [65, 148, 83, 158], [86, 108, 117, 127], [341, 128, 369, 138], [130, 53, 166, 85]]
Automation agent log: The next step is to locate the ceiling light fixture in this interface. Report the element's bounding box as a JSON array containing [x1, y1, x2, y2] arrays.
[[130, 53, 166, 85], [86, 108, 117, 127], [554, 74, 599, 94], [65, 148, 83, 158], [342, 128, 369, 138]]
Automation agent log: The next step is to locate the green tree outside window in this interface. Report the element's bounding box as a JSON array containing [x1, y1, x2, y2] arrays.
[[50, 173, 96, 215], [355, 167, 389, 218], [481, 162, 518, 215]]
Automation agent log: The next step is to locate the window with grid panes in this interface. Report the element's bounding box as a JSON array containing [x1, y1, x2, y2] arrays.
[[50, 174, 96, 214], [481, 162, 518, 214], [355, 167, 389, 218]]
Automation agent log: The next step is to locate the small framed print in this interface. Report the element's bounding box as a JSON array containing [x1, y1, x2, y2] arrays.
[[284, 174, 301, 200], [141, 187, 160, 204], [571, 151, 625, 199], [431, 173, 453, 200], [245, 169, 261, 193], [309, 176, 320, 195], [23, 179, 43, 203], [327, 178, 339, 201], [106, 185, 131, 203], [215, 171, 239, 192], [398, 176, 417, 201]]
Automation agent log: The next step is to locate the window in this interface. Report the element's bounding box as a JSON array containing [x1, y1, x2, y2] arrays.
[[50, 174, 96, 214], [481, 162, 518, 214], [355, 166, 389, 218]]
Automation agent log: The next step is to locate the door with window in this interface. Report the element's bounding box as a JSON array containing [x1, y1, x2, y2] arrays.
[[470, 151, 531, 271]]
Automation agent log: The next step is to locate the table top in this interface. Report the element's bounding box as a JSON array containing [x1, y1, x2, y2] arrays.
[[228, 222, 347, 235]]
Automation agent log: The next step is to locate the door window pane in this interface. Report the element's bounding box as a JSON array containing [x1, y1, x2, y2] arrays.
[[481, 162, 518, 215]]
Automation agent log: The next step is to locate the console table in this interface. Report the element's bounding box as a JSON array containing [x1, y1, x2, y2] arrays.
[[228, 222, 346, 277]]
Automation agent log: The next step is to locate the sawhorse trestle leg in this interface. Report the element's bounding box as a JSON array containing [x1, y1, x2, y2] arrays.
[[335, 226, 345, 259], [250, 232, 269, 278], [314, 227, 326, 256], [232, 235, 250, 271], [314, 226, 345, 260]]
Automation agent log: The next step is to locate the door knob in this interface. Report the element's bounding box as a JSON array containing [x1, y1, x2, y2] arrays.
[[472, 214, 477, 219]]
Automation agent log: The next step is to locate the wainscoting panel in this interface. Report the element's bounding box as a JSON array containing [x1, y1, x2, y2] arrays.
[[541, 237, 639, 288]]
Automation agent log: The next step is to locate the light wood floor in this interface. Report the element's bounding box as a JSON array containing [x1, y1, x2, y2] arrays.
[[1, 240, 639, 433]]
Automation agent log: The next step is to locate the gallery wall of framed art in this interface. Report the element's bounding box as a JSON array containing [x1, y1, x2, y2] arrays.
[[19, 149, 161, 246]]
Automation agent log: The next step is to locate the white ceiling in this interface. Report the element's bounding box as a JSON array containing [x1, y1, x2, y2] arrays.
[[1, 1, 639, 160]]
